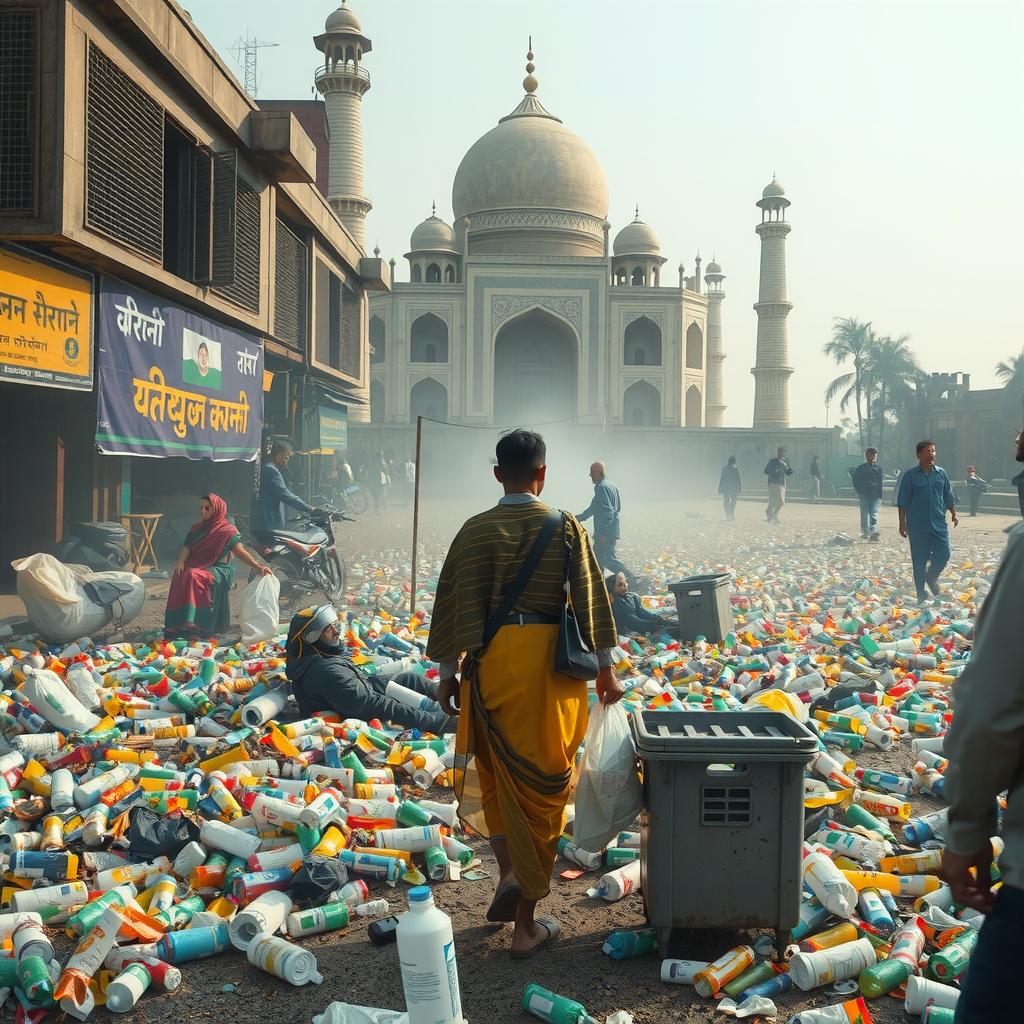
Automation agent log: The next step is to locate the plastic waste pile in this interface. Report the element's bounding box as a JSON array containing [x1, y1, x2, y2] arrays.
[[0, 616, 471, 1020]]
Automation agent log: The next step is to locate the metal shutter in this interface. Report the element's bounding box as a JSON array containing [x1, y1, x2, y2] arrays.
[[85, 42, 163, 260], [274, 217, 308, 348], [339, 282, 361, 380], [192, 145, 213, 284], [211, 149, 237, 286], [214, 174, 261, 313], [0, 10, 37, 214]]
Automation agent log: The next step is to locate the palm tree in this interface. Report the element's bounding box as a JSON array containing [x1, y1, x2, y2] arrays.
[[824, 318, 873, 448], [865, 334, 922, 456], [996, 351, 1024, 420]]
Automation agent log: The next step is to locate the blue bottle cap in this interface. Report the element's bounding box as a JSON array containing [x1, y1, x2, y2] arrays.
[[408, 886, 432, 903]]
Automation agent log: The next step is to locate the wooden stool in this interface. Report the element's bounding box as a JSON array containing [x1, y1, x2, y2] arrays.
[[120, 513, 163, 574]]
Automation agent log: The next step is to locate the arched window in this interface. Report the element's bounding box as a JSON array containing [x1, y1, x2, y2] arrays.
[[410, 378, 448, 423], [686, 323, 704, 369], [444, 264, 456, 283], [369, 315, 385, 364], [426, 263, 441, 283], [622, 380, 661, 427], [370, 380, 385, 424], [631, 267, 645, 287], [685, 385, 702, 427], [411, 264, 422, 283], [410, 313, 448, 363], [623, 316, 662, 366]]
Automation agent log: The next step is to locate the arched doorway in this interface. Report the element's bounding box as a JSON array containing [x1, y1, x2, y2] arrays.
[[410, 378, 448, 423], [623, 380, 660, 427], [686, 323, 704, 369], [370, 380, 384, 423], [410, 313, 448, 362], [685, 385, 703, 427], [493, 308, 577, 426], [369, 315, 385, 364], [623, 316, 662, 366]]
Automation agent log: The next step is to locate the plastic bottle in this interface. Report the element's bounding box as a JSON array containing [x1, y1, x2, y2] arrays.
[[13, 919, 54, 1005], [921, 1008, 956, 1024], [903, 808, 949, 845], [788, 998, 873, 1024], [522, 983, 592, 1024], [329, 880, 370, 908], [156, 923, 230, 963], [879, 849, 943, 874], [814, 827, 889, 865], [857, 888, 894, 933], [904, 975, 960, 1014], [693, 945, 755, 997], [802, 850, 858, 917], [557, 836, 602, 870], [11, 880, 89, 914], [660, 959, 708, 985], [246, 932, 323, 986], [789, 938, 876, 991], [929, 928, 978, 980], [286, 903, 350, 938], [200, 819, 261, 860], [601, 927, 658, 960], [853, 790, 912, 820], [396, 886, 463, 1024], [722, 960, 777, 999], [103, 950, 181, 992], [376, 824, 443, 853], [229, 890, 293, 950], [859, 915, 925, 996], [597, 859, 641, 901], [105, 963, 151, 1013], [355, 899, 391, 918], [798, 922, 859, 953]]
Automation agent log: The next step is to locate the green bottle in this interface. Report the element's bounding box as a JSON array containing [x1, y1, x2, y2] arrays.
[[297, 823, 321, 855], [522, 983, 593, 1024], [423, 845, 449, 881], [929, 929, 978, 980], [17, 955, 54, 1006], [845, 802, 897, 843], [340, 750, 368, 784], [397, 800, 432, 828], [723, 960, 776, 999], [604, 847, 639, 867]]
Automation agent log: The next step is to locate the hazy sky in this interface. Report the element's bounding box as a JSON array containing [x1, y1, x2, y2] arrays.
[[185, 0, 1022, 429]]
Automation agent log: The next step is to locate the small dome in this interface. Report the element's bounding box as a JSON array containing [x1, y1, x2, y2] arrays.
[[762, 178, 786, 199], [613, 216, 661, 256], [409, 213, 456, 253], [705, 258, 722, 275], [325, 3, 362, 33]]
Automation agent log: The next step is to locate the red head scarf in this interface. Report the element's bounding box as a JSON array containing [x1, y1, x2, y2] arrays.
[[183, 493, 239, 568]]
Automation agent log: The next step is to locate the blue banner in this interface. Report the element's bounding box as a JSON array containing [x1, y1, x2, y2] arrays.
[[96, 277, 263, 461]]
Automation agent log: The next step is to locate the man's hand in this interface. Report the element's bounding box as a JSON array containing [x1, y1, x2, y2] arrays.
[[951, 511, 960, 527], [899, 522, 909, 539], [596, 667, 625, 706], [437, 675, 460, 716], [256, 564, 273, 577], [940, 845, 995, 914]]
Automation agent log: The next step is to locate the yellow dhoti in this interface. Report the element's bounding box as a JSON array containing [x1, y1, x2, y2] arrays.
[[454, 623, 588, 902]]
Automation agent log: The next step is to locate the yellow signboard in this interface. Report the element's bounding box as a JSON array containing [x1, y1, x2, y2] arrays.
[[0, 247, 94, 391]]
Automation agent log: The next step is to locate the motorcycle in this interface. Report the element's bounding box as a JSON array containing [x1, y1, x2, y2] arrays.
[[249, 505, 351, 613], [55, 521, 132, 573]]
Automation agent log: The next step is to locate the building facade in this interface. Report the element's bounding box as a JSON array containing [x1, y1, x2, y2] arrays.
[[0, 0, 387, 577]]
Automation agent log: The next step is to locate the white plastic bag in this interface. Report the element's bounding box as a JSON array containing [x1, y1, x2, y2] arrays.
[[22, 668, 101, 734], [573, 702, 642, 853], [240, 573, 281, 642]]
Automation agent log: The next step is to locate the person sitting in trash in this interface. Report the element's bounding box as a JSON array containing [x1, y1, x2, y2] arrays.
[[605, 572, 677, 637], [285, 605, 455, 735]]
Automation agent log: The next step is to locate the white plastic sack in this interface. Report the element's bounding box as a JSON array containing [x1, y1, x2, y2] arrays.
[[21, 668, 101, 734], [573, 702, 642, 853], [313, 1003, 407, 1024], [240, 573, 281, 642], [11, 554, 80, 604]]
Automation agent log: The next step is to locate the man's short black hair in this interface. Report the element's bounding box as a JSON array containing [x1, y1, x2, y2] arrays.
[[866, 447, 878, 455], [495, 429, 546, 483], [916, 439, 935, 454], [270, 439, 294, 457]]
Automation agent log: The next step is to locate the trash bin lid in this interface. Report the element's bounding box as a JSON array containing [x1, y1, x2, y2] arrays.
[[667, 573, 733, 592], [629, 710, 817, 762]]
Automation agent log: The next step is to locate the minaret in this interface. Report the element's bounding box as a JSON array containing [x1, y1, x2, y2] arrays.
[[314, 2, 372, 250], [704, 257, 727, 427], [751, 178, 793, 429]]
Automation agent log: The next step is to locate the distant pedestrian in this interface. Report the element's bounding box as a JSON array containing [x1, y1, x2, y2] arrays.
[[763, 446, 793, 521], [362, 450, 390, 513], [964, 465, 988, 517], [850, 447, 884, 541], [578, 461, 628, 577], [810, 455, 823, 503], [404, 456, 416, 504], [1014, 429, 1024, 519], [896, 440, 958, 604], [718, 456, 741, 520]]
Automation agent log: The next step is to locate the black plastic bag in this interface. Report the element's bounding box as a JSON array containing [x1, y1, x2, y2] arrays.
[[290, 855, 348, 906], [126, 806, 201, 861]]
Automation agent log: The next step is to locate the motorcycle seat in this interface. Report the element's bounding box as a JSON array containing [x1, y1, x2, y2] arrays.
[[264, 527, 324, 544], [71, 521, 129, 545]]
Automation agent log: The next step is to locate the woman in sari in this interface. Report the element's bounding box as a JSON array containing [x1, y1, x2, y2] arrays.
[[163, 494, 270, 640]]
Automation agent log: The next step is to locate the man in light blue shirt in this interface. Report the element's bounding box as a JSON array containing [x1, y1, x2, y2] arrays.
[[578, 460, 628, 577], [896, 439, 958, 603]]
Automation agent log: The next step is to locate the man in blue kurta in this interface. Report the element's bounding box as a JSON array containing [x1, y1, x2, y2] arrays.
[[896, 440, 958, 603], [578, 461, 629, 577]]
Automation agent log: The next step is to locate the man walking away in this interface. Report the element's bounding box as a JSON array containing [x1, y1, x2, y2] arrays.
[[429, 430, 622, 959], [578, 461, 628, 577], [896, 440, 958, 604], [404, 455, 416, 505], [850, 447, 884, 540], [718, 456, 741, 521], [964, 465, 987, 517], [810, 455, 823, 503], [763, 446, 793, 521], [1014, 429, 1024, 519], [253, 440, 317, 539], [940, 520, 1024, 1024]]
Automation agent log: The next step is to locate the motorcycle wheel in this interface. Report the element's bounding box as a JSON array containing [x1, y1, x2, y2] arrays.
[[348, 489, 368, 516], [321, 551, 347, 606], [251, 559, 304, 616]]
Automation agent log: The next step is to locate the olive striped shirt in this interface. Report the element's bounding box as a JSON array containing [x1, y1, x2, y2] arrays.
[[426, 496, 618, 664]]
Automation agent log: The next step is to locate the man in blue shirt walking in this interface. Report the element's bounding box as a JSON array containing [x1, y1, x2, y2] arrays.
[[578, 461, 628, 578], [896, 440, 959, 604]]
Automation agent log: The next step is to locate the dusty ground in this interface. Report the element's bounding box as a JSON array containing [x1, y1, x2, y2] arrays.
[[9, 497, 1012, 1023]]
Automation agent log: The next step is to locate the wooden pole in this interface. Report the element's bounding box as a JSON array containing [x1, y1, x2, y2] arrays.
[[409, 415, 423, 616]]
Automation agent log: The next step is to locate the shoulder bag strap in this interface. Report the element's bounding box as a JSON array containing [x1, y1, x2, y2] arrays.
[[480, 508, 562, 652]]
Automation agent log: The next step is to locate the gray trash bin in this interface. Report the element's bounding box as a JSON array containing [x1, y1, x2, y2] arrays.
[[667, 573, 734, 643], [631, 709, 817, 956]]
